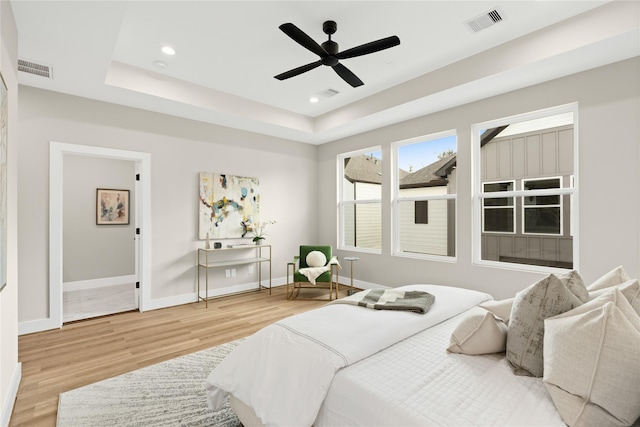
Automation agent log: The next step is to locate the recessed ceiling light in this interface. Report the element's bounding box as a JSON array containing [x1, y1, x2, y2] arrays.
[[153, 60, 168, 69], [309, 96, 319, 103], [161, 45, 176, 56]]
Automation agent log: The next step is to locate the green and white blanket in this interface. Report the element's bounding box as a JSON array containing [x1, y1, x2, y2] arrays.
[[330, 288, 435, 314]]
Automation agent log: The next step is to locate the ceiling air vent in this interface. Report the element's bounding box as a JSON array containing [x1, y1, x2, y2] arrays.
[[18, 59, 53, 79], [318, 88, 340, 98], [465, 7, 505, 33]]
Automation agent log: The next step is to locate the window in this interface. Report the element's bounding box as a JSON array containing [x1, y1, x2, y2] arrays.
[[473, 106, 576, 270], [415, 201, 428, 224], [482, 181, 515, 233], [338, 148, 382, 252], [523, 177, 562, 235], [392, 131, 456, 258]]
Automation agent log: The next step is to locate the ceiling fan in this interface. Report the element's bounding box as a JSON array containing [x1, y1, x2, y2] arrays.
[[274, 20, 400, 88]]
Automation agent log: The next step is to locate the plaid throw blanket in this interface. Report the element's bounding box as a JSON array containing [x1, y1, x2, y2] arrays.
[[330, 289, 435, 314]]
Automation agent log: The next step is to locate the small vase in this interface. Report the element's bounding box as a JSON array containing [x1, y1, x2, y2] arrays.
[[255, 240, 261, 246]]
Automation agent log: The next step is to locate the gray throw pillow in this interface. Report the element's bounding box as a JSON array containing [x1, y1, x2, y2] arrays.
[[506, 274, 585, 377]]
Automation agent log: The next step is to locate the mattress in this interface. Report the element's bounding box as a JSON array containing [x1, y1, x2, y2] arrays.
[[314, 309, 565, 427]]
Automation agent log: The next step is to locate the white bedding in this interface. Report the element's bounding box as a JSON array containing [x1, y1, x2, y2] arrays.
[[206, 284, 491, 427], [315, 308, 566, 427]]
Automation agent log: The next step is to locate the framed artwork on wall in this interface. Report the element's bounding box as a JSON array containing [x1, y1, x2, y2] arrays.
[[0, 72, 7, 292], [96, 188, 130, 225], [199, 172, 260, 239]]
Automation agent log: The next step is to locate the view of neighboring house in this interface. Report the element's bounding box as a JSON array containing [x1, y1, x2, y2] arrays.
[[343, 119, 573, 268]]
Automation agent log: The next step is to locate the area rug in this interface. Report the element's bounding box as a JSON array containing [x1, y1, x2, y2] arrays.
[[57, 340, 243, 427]]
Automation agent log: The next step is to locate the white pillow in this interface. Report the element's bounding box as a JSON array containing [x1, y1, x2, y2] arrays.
[[587, 265, 631, 291], [447, 306, 507, 355], [543, 289, 640, 426], [479, 298, 514, 324], [305, 251, 327, 268]]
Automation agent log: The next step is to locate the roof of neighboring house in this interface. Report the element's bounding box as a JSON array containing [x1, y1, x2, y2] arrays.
[[400, 154, 456, 188], [344, 155, 383, 184]]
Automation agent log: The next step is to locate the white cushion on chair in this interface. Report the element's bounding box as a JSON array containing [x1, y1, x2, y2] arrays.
[[306, 251, 327, 268]]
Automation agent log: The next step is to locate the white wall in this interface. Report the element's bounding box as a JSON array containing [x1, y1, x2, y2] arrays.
[[318, 58, 640, 300], [0, 1, 20, 425], [63, 155, 135, 282], [17, 87, 318, 324]]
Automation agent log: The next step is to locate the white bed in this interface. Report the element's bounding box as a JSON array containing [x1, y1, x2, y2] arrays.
[[206, 281, 639, 426]]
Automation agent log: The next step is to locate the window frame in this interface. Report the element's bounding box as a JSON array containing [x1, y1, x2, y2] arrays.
[[337, 146, 383, 254], [472, 103, 579, 273], [391, 130, 457, 261]]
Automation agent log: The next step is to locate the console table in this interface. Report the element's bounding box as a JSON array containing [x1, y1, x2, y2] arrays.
[[197, 245, 272, 307]]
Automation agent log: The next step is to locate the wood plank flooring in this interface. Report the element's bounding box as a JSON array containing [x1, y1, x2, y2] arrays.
[[10, 286, 346, 427]]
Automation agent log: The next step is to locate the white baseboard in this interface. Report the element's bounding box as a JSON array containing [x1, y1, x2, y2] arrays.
[[64, 275, 137, 292], [18, 317, 60, 335], [1, 362, 21, 427], [143, 277, 287, 311], [337, 277, 385, 290]]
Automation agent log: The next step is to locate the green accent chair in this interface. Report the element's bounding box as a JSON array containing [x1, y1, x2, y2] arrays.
[[286, 245, 339, 300]]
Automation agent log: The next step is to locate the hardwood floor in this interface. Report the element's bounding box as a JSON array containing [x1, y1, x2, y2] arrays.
[[10, 286, 345, 426]]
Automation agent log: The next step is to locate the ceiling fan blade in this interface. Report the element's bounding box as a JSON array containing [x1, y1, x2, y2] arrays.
[[274, 60, 323, 81], [332, 63, 363, 87], [279, 23, 327, 58], [336, 35, 400, 60]]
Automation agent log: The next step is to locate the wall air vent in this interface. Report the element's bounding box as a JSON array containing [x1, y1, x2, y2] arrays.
[[18, 59, 53, 79], [318, 88, 340, 98], [465, 7, 505, 33]]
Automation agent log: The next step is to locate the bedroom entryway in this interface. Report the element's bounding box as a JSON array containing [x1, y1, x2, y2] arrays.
[[49, 142, 151, 330], [62, 154, 138, 322]]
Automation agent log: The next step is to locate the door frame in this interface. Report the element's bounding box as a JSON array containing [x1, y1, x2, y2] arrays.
[[49, 142, 151, 328]]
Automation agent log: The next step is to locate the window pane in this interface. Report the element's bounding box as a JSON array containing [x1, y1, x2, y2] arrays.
[[524, 178, 560, 191], [483, 208, 513, 232], [484, 197, 513, 207], [395, 133, 457, 258], [524, 207, 561, 234], [344, 203, 381, 249], [343, 153, 382, 201], [484, 182, 513, 192], [399, 199, 455, 256], [414, 200, 428, 224], [524, 195, 560, 206], [477, 110, 574, 269]]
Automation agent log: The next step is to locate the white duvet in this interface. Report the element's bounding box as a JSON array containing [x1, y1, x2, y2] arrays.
[[205, 284, 491, 427]]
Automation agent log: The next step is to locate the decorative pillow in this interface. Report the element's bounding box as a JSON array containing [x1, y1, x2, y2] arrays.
[[557, 270, 589, 303], [506, 274, 584, 377], [543, 289, 640, 426], [587, 265, 631, 291], [305, 251, 327, 268], [480, 298, 514, 324], [447, 306, 507, 355], [618, 279, 640, 315]]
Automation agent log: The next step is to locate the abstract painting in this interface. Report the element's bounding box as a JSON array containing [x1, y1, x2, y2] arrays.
[[0, 73, 6, 292], [96, 188, 130, 225], [199, 172, 260, 239]]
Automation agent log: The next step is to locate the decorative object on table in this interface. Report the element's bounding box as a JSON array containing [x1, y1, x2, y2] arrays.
[[214, 242, 222, 249], [246, 220, 275, 245], [205, 232, 211, 249], [0, 72, 6, 293], [199, 172, 260, 240], [96, 188, 130, 225]]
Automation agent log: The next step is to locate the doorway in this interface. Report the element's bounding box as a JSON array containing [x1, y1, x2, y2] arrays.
[[62, 155, 138, 322], [50, 142, 151, 328]]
